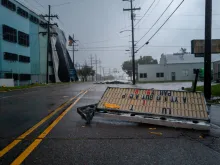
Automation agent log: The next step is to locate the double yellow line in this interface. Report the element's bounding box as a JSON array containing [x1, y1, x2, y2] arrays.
[[0, 89, 88, 165]]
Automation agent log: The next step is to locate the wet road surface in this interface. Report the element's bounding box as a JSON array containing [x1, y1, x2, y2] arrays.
[[0, 82, 220, 165]]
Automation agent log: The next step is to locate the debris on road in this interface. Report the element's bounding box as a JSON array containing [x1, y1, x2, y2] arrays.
[[77, 87, 210, 130], [150, 132, 163, 136], [94, 80, 131, 84]]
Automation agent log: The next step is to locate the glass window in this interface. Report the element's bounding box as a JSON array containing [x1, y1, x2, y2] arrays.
[[144, 73, 147, 78], [18, 31, 29, 47], [156, 73, 164, 78], [2, 25, 17, 43], [140, 73, 143, 78], [20, 74, 31, 81], [17, 7, 28, 19], [19, 55, 30, 63], [30, 15, 39, 24], [4, 52, 18, 61], [1, 0, 16, 11]]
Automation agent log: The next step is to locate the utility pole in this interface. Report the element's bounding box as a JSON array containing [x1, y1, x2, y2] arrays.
[[95, 55, 98, 81], [70, 34, 78, 66], [42, 5, 58, 84], [204, 0, 212, 100], [89, 55, 94, 81], [123, 0, 140, 85], [99, 59, 102, 81], [103, 67, 105, 80], [72, 34, 75, 66]]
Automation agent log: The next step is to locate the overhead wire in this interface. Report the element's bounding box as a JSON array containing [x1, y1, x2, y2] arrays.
[[135, 0, 174, 45], [51, 2, 71, 7], [134, 0, 156, 27], [23, 0, 45, 14], [136, 0, 185, 53], [32, 0, 46, 10]]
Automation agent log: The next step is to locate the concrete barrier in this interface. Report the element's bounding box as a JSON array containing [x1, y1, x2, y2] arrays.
[[0, 79, 14, 87]]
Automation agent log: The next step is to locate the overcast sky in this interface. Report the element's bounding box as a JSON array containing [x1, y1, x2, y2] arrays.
[[18, 0, 220, 75]]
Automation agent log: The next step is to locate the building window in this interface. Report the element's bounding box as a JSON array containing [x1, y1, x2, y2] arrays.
[[18, 31, 29, 47], [17, 7, 28, 19], [30, 15, 39, 24], [1, 0, 16, 11], [20, 74, 31, 81], [140, 73, 147, 78], [4, 52, 18, 61], [19, 55, 30, 63], [156, 73, 164, 78], [39, 21, 47, 29], [4, 73, 12, 79], [182, 70, 189, 76], [13, 73, 18, 80], [2, 25, 17, 43]]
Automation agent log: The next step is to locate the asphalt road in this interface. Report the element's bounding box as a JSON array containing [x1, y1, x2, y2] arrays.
[[0, 82, 220, 165]]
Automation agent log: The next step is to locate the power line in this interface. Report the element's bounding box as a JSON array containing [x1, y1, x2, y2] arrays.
[[33, 0, 46, 10], [136, 27, 220, 30], [78, 50, 126, 52], [136, 0, 185, 53], [23, 0, 45, 14], [51, 2, 71, 7], [82, 35, 131, 45], [79, 45, 129, 49], [136, 0, 174, 45], [134, 0, 156, 27]]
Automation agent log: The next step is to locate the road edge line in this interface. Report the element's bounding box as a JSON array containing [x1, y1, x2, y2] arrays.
[[11, 90, 88, 165], [0, 90, 84, 158]]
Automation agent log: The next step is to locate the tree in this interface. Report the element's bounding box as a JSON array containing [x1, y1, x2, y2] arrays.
[[77, 65, 95, 81], [122, 56, 158, 77]]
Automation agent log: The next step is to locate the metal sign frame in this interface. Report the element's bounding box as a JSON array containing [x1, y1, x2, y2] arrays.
[[191, 39, 220, 55], [96, 87, 210, 122]]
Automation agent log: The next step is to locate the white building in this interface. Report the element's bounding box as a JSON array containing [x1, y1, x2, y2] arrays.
[[138, 53, 220, 82]]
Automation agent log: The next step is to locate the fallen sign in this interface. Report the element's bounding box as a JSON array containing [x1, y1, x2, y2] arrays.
[[77, 87, 210, 130]]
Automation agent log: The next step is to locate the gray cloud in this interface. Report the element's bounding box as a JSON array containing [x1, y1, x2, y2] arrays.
[[18, 0, 220, 74]]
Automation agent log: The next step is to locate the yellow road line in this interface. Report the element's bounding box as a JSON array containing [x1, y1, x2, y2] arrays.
[[11, 90, 88, 165], [0, 90, 84, 158]]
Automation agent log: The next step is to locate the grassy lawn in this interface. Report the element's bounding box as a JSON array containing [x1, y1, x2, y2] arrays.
[[0, 81, 83, 92], [138, 80, 192, 83], [0, 83, 47, 92], [185, 84, 220, 97]]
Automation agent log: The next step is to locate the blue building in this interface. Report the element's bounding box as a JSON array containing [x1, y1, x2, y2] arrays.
[[0, 0, 77, 86]]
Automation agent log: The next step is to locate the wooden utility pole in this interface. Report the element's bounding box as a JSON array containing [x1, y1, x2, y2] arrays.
[[99, 59, 102, 81], [204, 0, 212, 100], [95, 55, 98, 81], [123, 0, 140, 85], [103, 67, 105, 80], [70, 34, 78, 66], [89, 55, 94, 81], [42, 5, 58, 84]]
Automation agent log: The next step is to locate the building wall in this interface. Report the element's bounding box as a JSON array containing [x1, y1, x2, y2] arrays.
[[0, 2, 30, 79], [0, 0, 48, 85], [138, 63, 204, 82]]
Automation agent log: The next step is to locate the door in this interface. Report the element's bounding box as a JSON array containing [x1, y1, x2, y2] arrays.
[[171, 72, 176, 81]]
